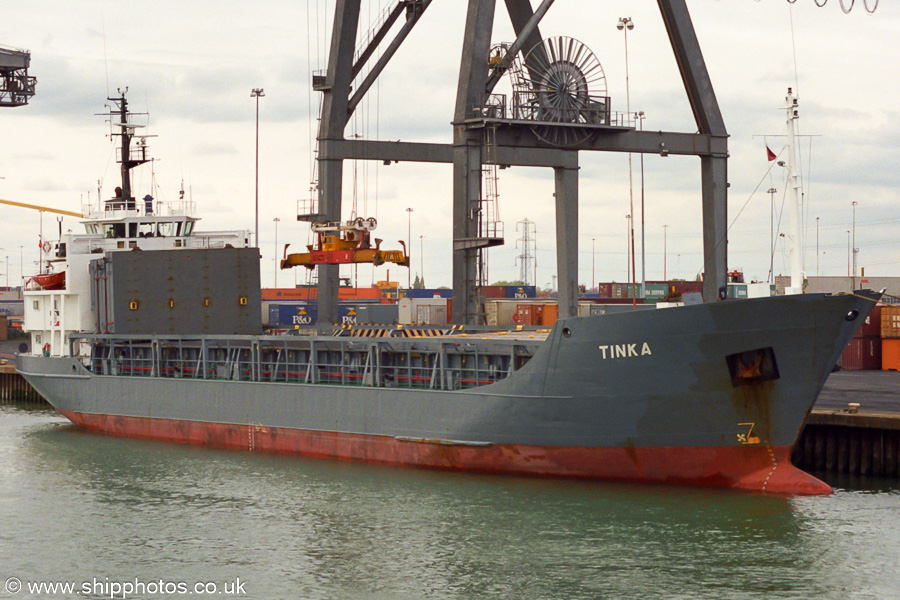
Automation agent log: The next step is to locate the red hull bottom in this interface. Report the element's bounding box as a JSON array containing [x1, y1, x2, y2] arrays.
[[60, 411, 831, 496]]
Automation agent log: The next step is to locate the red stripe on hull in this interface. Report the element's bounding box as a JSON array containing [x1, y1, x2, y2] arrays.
[[59, 410, 831, 496]]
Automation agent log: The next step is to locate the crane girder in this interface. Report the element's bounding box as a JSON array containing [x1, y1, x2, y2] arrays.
[[0, 198, 83, 218]]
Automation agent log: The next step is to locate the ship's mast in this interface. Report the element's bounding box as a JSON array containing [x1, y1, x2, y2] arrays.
[[117, 93, 132, 201], [105, 90, 150, 210], [784, 88, 804, 295]]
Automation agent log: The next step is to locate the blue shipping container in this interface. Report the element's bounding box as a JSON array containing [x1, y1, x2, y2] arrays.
[[271, 303, 317, 327], [505, 286, 536, 299], [268, 302, 378, 327]]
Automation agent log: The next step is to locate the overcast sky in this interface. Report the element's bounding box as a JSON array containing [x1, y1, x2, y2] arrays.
[[1, 0, 897, 290]]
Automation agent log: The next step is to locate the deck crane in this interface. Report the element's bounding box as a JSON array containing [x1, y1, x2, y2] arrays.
[[0, 198, 83, 287], [0, 198, 83, 218]]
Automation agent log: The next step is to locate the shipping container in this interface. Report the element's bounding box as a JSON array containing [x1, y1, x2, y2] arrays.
[[664, 281, 704, 296], [0, 300, 24, 317], [340, 304, 361, 325], [265, 302, 376, 327], [746, 283, 773, 298], [481, 286, 506, 299], [588, 303, 654, 316], [407, 288, 452, 299], [855, 304, 882, 338], [355, 304, 399, 325], [415, 303, 448, 325], [726, 283, 748, 299], [883, 338, 900, 371], [505, 285, 536, 299], [268, 303, 317, 327], [596, 283, 613, 298], [399, 298, 412, 324], [261, 287, 383, 301], [623, 283, 669, 302], [541, 303, 558, 326], [840, 337, 882, 371], [485, 300, 520, 326], [399, 297, 449, 325], [881, 305, 900, 338], [516, 304, 542, 326]]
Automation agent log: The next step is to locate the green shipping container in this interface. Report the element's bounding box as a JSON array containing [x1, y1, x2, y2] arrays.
[[624, 283, 669, 303]]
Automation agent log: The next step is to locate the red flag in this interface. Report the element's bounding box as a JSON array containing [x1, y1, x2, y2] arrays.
[[766, 145, 777, 161]]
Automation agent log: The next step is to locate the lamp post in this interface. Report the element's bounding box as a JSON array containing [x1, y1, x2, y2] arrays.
[[625, 214, 631, 287], [851, 201, 858, 289], [847, 230, 851, 281], [767, 187, 777, 283], [617, 17, 634, 116], [663, 225, 668, 281], [618, 16, 637, 302], [405, 207, 413, 289], [251, 88, 265, 248], [815, 217, 820, 277], [637, 110, 646, 298], [273, 217, 280, 289], [591, 237, 596, 294], [419, 235, 424, 287]]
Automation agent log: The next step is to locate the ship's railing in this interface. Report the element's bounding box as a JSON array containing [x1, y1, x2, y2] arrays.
[[81, 198, 197, 220], [73, 334, 540, 392]]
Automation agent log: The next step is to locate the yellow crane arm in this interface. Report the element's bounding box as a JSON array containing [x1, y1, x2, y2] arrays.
[[0, 198, 83, 218]]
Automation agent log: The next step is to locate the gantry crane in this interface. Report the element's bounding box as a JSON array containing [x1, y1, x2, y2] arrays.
[[0, 46, 36, 107], [311, 0, 726, 326]]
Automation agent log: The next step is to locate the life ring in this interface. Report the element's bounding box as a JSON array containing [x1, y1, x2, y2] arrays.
[[42, 343, 51, 357], [42, 242, 51, 253]]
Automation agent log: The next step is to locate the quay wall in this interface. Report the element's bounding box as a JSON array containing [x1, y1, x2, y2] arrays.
[[791, 410, 900, 478]]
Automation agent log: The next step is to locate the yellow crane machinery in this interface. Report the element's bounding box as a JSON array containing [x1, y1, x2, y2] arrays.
[[281, 217, 409, 270], [0, 198, 83, 218]]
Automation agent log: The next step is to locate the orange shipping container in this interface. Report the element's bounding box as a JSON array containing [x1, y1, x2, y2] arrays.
[[881, 306, 900, 339], [541, 303, 558, 326], [261, 287, 383, 301], [883, 338, 900, 371]]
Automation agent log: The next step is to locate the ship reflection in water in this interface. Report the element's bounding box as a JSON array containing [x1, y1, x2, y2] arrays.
[[3, 406, 897, 600]]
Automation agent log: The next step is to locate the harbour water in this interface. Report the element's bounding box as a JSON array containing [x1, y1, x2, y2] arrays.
[[1, 404, 897, 600]]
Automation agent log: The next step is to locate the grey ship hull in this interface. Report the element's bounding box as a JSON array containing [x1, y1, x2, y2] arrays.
[[18, 290, 879, 494]]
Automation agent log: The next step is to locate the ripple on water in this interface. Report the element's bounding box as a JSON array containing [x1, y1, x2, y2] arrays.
[[1, 406, 898, 600]]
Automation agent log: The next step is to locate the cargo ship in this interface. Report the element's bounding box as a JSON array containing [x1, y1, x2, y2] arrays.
[[15, 89, 882, 495]]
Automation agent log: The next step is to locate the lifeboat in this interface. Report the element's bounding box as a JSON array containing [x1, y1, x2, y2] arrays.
[[27, 271, 66, 290]]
